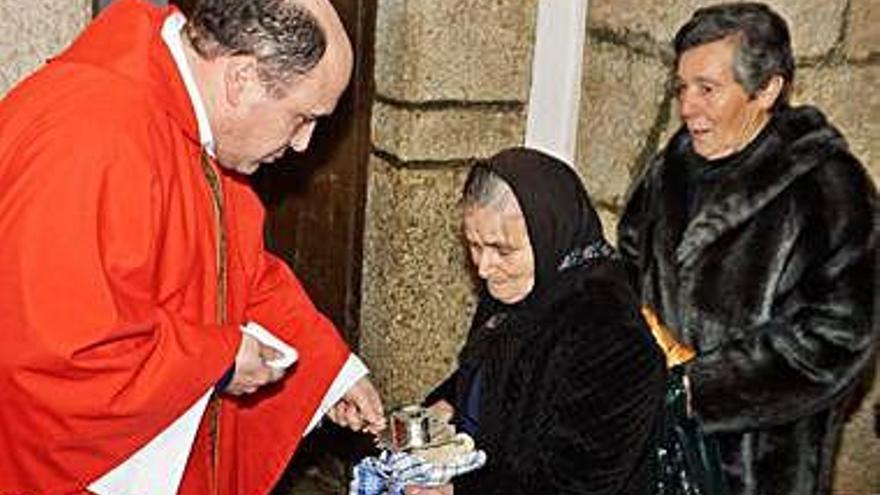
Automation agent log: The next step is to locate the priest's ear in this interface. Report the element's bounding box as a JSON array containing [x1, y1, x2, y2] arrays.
[[754, 75, 785, 110], [222, 56, 265, 109]]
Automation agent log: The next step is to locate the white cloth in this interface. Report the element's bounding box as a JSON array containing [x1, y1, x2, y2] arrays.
[[241, 321, 299, 369]]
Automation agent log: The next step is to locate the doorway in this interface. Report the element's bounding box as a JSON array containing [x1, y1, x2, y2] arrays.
[[250, 0, 375, 347]]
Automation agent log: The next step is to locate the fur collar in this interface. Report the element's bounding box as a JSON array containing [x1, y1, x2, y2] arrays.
[[654, 106, 852, 266]]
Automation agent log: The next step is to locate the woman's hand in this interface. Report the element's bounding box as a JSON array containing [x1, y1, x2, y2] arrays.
[[427, 399, 455, 422], [404, 483, 453, 495]]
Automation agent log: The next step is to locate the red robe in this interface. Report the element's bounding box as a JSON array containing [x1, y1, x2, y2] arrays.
[[0, 1, 350, 493]]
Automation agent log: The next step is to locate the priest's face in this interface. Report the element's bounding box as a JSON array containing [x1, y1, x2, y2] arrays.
[[674, 37, 773, 160], [463, 196, 535, 305], [213, 37, 352, 175]]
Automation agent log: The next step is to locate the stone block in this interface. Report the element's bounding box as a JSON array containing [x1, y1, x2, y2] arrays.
[[0, 1, 91, 92], [598, 205, 622, 246], [374, 0, 537, 101], [576, 38, 670, 209], [833, 371, 880, 494], [845, 0, 880, 60], [372, 101, 526, 162], [588, 0, 846, 60], [360, 157, 476, 406], [794, 64, 879, 185], [658, 111, 683, 157]]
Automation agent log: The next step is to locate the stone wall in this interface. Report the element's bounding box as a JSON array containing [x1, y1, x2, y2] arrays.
[[363, 0, 877, 493], [361, 0, 537, 405], [0, 0, 91, 94]]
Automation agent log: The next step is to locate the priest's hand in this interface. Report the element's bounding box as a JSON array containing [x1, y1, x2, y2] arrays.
[[225, 333, 286, 395], [326, 376, 386, 434]]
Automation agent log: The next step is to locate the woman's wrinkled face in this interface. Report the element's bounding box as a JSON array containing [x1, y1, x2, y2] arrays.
[[463, 198, 535, 304]]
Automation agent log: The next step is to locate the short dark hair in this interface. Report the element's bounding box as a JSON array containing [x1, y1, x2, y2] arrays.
[[185, 0, 326, 91], [674, 2, 795, 111]]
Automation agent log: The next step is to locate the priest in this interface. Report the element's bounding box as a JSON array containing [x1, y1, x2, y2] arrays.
[[0, 0, 385, 493]]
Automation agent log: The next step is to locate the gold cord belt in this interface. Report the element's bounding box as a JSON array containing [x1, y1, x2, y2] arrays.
[[200, 150, 227, 494]]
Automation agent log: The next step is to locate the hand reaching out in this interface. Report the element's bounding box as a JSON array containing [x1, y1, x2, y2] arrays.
[[326, 376, 386, 434]]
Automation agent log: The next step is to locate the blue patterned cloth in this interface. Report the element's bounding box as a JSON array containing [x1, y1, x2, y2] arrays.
[[349, 449, 487, 495]]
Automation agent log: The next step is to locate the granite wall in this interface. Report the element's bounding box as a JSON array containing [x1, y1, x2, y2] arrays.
[[362, 0, 878, 492], [361, 0, 538, 405], [0, 0, 91, 94]]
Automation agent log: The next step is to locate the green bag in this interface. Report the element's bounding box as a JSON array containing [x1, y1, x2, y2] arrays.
[[655, 366, 729, 495]]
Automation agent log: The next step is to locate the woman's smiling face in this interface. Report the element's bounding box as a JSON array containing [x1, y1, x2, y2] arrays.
[[675, 37, 774, 160]]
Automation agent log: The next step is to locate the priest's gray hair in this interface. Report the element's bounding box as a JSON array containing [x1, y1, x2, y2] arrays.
[[185, 0, 326, 93]]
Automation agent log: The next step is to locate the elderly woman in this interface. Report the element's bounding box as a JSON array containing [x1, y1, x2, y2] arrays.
[[411, 148, 667, 495], [618, 3, 877, 495]]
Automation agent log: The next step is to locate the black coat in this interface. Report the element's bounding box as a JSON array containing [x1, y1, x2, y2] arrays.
[[429, 260, 667, 495], [618, 106, 877, 495]]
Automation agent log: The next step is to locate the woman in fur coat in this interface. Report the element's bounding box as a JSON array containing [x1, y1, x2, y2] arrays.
[[617, 4, 877, 495]]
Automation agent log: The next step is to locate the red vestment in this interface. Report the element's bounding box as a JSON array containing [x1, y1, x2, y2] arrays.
[[0, 1, 350, 493]]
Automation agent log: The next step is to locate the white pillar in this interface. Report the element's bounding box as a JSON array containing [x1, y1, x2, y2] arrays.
[[524, 0, 589, 165]]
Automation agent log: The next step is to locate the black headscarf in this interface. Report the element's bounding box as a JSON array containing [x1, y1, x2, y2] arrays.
[[469, 147, 609, 312]]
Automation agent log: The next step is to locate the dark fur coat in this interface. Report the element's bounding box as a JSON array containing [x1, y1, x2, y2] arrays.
[[618, 105, 877, 495]]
